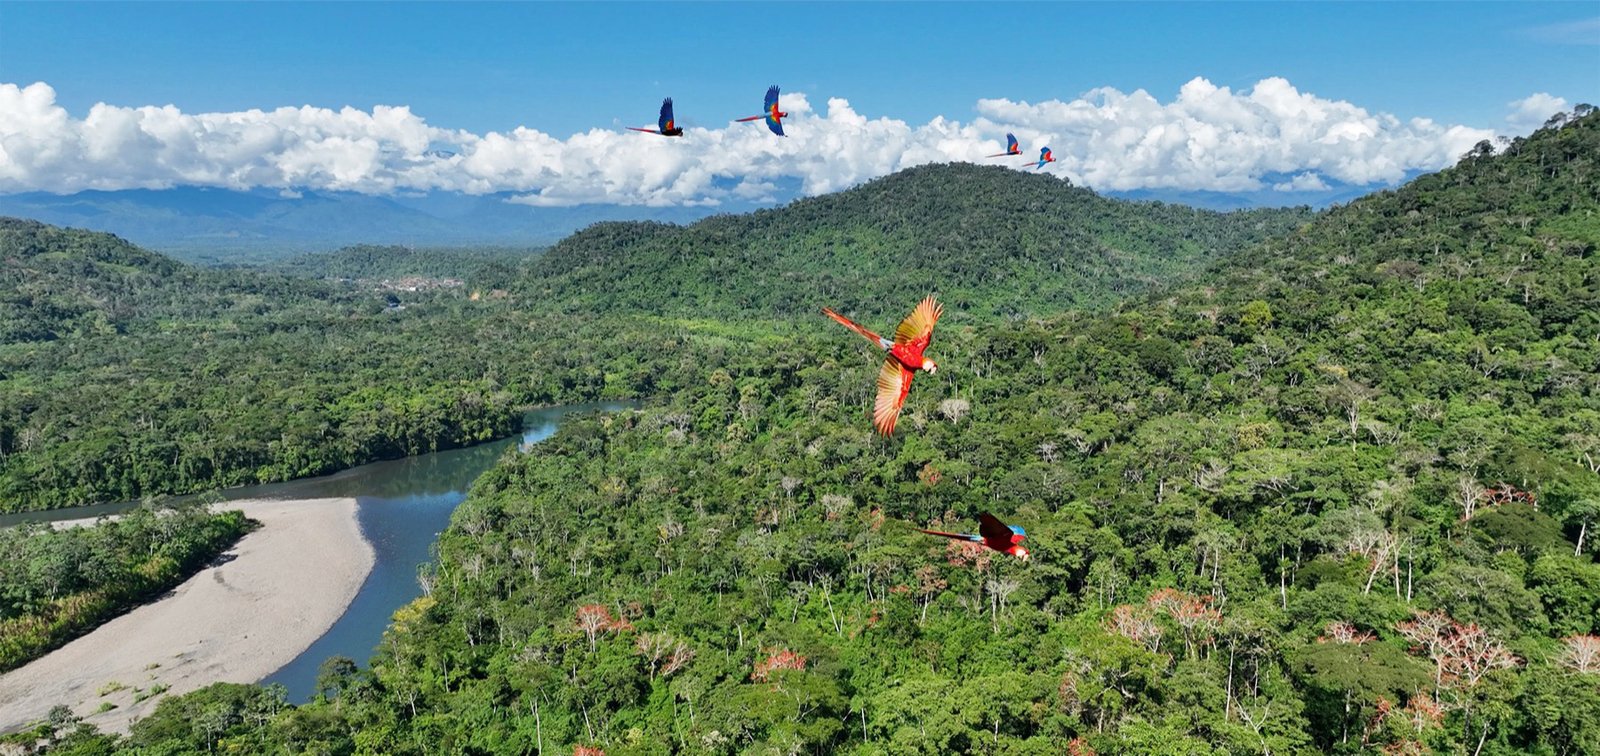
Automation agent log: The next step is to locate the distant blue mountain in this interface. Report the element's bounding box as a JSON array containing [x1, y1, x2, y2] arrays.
[[0, 187, 737, 263], [1105, 173, 1416, 212], [0, 171, 1389, 264]]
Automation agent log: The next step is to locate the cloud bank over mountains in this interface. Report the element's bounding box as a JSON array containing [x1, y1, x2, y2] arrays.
[[0, 77, 1562, 207]]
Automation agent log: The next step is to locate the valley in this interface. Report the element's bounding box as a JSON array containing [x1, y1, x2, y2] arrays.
[[0, 112, 1596, 754]]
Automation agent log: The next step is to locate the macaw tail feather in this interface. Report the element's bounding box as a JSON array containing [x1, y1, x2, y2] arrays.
[[822, 307, 889, 349], [916, 528, 982, 542]]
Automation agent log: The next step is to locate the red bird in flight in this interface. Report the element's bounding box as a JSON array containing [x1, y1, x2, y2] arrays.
[[823, 296, 942, 435], [918, 512, 1029, 561]]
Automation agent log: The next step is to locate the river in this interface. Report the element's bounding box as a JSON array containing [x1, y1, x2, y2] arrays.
[[0, 401, 636, 701]]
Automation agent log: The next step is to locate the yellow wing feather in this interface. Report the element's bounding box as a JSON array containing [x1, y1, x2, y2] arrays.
[[894, 295, 943, 346], [873, 357, 913, 435]]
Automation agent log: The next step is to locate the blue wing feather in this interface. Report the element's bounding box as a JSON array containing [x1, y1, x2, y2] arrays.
[[1006, 133, 1018, 151], [768, 118, 785, 137], [764, 85, 780, 110], [659, 98, 674, 131]]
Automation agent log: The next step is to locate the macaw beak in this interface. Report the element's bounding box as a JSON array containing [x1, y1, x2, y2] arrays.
[[923, 359, 938, 374], [1016, 548, 1030, 562]]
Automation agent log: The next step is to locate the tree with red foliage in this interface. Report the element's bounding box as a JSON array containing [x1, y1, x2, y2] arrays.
[[751, 648, 807, 682], [1396, 609, 1520, 694], [1106, 605, 1163, 653], [575, 603, 630, 650], [1147, 588, 1222, 658]]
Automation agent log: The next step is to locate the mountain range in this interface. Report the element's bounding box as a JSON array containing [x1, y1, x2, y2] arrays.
[[0, 172, 1363, 264], [0, 187, 730, 263]]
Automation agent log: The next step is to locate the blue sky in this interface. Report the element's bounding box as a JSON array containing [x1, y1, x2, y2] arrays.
[[0, 2, 1594, 204], [4, 2, 1593, 134]]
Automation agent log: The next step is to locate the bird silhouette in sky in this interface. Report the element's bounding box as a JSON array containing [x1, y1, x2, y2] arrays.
[[735, 85, 788, 136], [986, 132, 1021, 158], [823, 295, 942, 435], [1026, 146, 1055, 169], [917, 512, 1030, 561], [626, 97, 684, 136]]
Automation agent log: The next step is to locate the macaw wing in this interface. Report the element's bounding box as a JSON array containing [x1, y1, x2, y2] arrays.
[[659, 98, 675, 132], [1006, 133, 1019, 153], [767, 118, 785, 137], [893, 295, 943, 350], [764, 85, 780, 111], [978, 512, 1015, 544], [873, 357, 914, 435]]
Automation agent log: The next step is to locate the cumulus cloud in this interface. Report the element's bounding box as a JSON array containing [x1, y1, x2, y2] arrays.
[[976, 77, 1494, 192], [1272, 172, 1331, 192], [1505, 92, 1570, 134], [0, 78, 1513, 204]]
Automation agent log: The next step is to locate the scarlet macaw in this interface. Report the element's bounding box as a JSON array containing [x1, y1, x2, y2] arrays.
[[917, 512, 1030, 561], [735, 85, 787, 136], [822, 296, 942, 435], [985, 133, 1021, 158], [627, 98, 684, 136], [1026, 146, 1055, 169]]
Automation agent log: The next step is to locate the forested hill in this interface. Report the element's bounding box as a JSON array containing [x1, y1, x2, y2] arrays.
[[60, 111, 1600, 754], [267, 243, 541, 288], [2, 219, 184, 342], [523, 163, 1312, 319], [0, 165, 1309, 512], [1163, 108, 1600, 332], [1, 219, 345, 343]]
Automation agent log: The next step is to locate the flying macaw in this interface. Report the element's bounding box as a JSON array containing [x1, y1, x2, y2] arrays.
[[822, 295, 942, 435], [1026, 146, 1055, 169], [627, 98, 684, 136], [917, 512, 1030, 561], [735, 85, 787, 136], [985, 133, 1021, 158]]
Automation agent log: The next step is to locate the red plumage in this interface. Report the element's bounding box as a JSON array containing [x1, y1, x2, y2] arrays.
[[822, 296, 943, 435]]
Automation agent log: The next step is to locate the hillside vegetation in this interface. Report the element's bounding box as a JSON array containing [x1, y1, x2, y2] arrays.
[[0, 165, 1298, 513], [525, 163, 1310, 319], [26, 112, 1598, 754], [267, 243, 541, 288]]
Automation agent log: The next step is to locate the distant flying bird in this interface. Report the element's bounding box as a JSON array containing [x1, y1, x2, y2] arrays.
[[822, 295, 942, 435], [917, 512, 1030, 561], [627, 98, 684, 137], [985, 133, 1021, 158], [736, 85, 788, 136], [1026, 146, 1055, 169]]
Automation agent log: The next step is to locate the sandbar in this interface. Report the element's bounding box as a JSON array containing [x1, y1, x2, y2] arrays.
[[0, 497, 374, 735]]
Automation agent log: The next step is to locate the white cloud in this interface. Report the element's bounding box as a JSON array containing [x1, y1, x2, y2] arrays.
[[1272, 172, 1331, 192], [1505, 92, 1570, 134], [0, 78, 1507, 204], [976, 77, 1494, 192]]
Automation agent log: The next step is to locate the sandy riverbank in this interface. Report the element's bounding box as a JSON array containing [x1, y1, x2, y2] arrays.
[[0, 497, 374, 735]]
